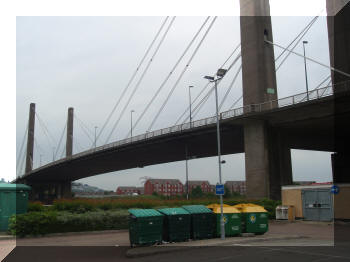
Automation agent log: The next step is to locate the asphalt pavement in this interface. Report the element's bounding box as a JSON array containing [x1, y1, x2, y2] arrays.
[[2, 221, 349, 262]]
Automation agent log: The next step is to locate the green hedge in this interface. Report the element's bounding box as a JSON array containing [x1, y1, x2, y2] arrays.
[[30, 198, 280, 218], [9, 210, 129, 237]]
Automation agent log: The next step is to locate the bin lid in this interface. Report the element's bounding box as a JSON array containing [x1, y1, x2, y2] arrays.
[[0, 183, 31, 191], [182, 205, 212, 214], [206, 203, 230, 209], [233, 203, 267, 213], [212, 206, 241, 214], [158, 207, 190, 216], [128, 209, 163, 217]]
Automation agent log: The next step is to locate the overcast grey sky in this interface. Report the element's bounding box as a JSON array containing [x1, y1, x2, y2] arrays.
[[15, 10, 334, 189]]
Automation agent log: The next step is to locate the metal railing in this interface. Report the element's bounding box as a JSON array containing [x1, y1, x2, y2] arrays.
[[25, 82, 349, 176]]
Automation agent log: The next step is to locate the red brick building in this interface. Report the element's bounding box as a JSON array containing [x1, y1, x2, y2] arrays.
[[185, 180, 212, 194], [116, 186, 139, 195], [224, 181, 246, 195], [144, 179, 183, 196]]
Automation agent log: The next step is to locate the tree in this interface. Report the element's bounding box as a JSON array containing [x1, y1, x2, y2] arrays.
[[191, 186, 203, 198]]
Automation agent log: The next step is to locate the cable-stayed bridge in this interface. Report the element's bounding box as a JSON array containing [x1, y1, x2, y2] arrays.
[[16, 0, 350, 201]]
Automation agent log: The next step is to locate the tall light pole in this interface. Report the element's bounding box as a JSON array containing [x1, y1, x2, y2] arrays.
[[302, 40, 309, 100], [52, 147, 55, 161], [204, 68, 227, 240], [94, 126, 98, 148], [130, 110, 135, 140], [185, 145, 189, 200], [188, 85, 194, 128]]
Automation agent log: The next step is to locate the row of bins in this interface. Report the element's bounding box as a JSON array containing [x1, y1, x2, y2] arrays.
[[128, 204, 269, 247]]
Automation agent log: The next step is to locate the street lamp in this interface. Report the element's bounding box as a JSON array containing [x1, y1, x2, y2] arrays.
[[188, 85, 194, 128], [185, 145, 189, 200], [302, 40, 309, 100], [52, 147, 55, 161], [94, 126, 98, 148], [204, 68, 227, 240], [130, 110, 135, 140]]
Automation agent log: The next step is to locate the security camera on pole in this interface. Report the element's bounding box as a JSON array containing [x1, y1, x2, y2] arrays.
[[204, 68, 227, 240]]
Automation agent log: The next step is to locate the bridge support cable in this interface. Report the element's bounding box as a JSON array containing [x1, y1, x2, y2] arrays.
[[276, 17, 319, 71], [183, 52, 242, 123], [229, 95, 243, 110], [96, 17, 170, 144], [18, 147, 27, 177], [35, 112, 57, 150], [73, 137, 84, 153], [265, 39, 350, 78], [218, 63, 242, 112], [147, 17, 218, 132], [124, 17, 211, 138], [312, 75, 332, 91], [54, 123, 67, 160], [228, 17, 327, 110], [275, 16, 318, 61], [60, 144, 66, 159], [189, 85, 216, 121], [74, 115, 94, 144], [33, 137, 46, 167], [105, 17, 177, 144], [174, 42, 241, 125], [16, 124, 28, 171]]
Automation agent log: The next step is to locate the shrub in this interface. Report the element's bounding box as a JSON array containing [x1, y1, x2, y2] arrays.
[[9, 210, 129, 237], [27, 202, 45, 212], [8, 211, 58, 237]]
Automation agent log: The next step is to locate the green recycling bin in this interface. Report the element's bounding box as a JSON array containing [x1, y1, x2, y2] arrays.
[[0, 183, 31, 231], [158, 207, 190, 242], [233, 204, 269, 234], [211, 206, 241, 237], [182, 205, 214, 240], [128, 209, 164, 247]]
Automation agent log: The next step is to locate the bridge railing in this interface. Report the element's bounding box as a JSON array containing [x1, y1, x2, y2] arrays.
[[25, 82, 350, 176]]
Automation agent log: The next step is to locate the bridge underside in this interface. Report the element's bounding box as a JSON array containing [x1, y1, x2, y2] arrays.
[[21, 92, 350, 201]]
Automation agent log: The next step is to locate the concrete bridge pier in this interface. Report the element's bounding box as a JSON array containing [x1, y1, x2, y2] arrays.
[[244, 120, 293, 200], [25, 103, 35, 173], [240, 0, 292, 200], [327, 0, 350, 183], [57, 182, 72, 199]]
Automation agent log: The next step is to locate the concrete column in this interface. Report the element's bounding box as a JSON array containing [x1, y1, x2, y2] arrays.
[[244, 120, 293, 200], [25, 103, 35, 173], [240, 0, 278, 105], [61, 182, 72, 199], [327, 1, 350, 183], [240, 0, 283, 199], [326, 0, 350, 87], [244, 120, 270, 198], [268, 130, 293, 199], [66, 107, 74, 157]]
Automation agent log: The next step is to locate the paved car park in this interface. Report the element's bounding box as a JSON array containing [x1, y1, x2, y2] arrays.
[[2, 221, 349, 261]]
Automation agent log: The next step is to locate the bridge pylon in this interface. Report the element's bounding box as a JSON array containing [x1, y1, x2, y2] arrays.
[[25, 103, 35, 174], [240, 0, 293, 200]]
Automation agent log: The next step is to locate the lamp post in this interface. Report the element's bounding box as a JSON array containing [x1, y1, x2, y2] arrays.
[[302, 40, 309, 100], [204, 68, 227, 240], [94, 126, 98, 148], [188, 85, 194, 127], [130, 110, 135, 140], [185, 145, 189, 200]]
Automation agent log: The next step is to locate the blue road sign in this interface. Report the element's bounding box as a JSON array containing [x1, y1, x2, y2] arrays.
[[215, 184, 224, 195], [331, 185, 339, 195]]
